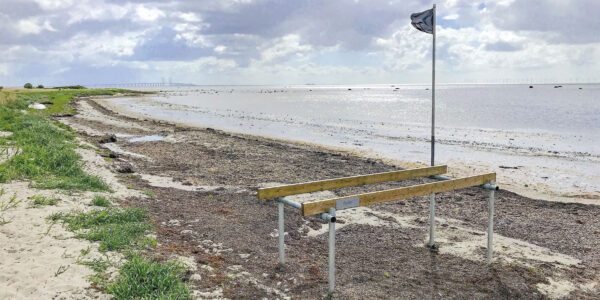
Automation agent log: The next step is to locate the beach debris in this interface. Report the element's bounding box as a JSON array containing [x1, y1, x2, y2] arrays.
[[529, 85, 534, 88], [499, 165, 519, 169], [98, 134, 117, 144], [51, 113, 74, 117], [27, 103, 46, 110], [115, 162, 135, 174], [100, 151, 118, 159]]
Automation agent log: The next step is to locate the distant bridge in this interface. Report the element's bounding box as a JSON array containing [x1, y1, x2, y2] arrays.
[[84, 83, 194, 88]]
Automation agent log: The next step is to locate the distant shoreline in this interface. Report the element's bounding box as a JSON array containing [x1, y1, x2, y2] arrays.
[[93, 91, 600, 206]]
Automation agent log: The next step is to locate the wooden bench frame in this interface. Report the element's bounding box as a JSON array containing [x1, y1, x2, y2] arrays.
[[258, 165, 497, 295]]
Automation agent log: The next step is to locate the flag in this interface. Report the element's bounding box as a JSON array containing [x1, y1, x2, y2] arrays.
[[410, 8, 434, 34]]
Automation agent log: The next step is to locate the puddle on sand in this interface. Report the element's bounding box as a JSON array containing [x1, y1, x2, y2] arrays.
[[128, 135, 164, 143]]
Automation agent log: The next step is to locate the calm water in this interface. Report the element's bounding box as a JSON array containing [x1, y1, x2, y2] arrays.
[[109, 84, 600, 198]]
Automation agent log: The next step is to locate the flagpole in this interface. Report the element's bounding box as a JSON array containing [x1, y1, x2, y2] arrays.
[[431, 3, 436, 167], [428, 3, 437, 249]]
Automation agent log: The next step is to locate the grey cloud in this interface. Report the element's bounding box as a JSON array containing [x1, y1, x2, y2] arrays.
[[484, 41, 523, 52], [489, 0, 600, 44], [129, 27, 214, 61], [0, 0, 598, 86]]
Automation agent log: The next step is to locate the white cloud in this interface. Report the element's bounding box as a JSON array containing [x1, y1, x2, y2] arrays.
[[67, 1, 130, 24], [17, 18, 56, 35], [214, 45, 227, 53], [176, 12, 202, 23], [443, 14, 459, 20], [260, 34, 311, 63], [34, 0, 75, 10], [134, 5, 165, 22], [60, 31, 144, 62]]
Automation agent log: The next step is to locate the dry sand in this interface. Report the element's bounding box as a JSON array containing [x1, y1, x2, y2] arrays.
[[0, 144, 116, 299]]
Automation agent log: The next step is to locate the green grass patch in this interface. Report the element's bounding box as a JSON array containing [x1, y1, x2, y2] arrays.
[[4, 88, 142, 116], [0, 108, 108, 190], [143, 190, 156, 198], [91, 195, 112, 207], [108, 254, 190, 300], [0, 88, 148, 191], [51, 207, 154, 251], [30, 195, 60, 207], [0, 90, 145, 191]]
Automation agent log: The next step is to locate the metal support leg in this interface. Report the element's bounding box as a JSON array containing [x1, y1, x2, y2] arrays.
[[428, 193, 436, 247], [487, 180, 495, 264], [278, 202, 285, 264], [328, 207, 336, 295]]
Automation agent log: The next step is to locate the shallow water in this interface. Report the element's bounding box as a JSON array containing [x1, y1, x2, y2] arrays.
[[107, 84, 600, 200], [128, 135, 164, 143]]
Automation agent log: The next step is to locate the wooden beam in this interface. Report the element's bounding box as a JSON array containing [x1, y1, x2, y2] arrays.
[[257, 165, 448, 200], [301, 173, 496, 216]]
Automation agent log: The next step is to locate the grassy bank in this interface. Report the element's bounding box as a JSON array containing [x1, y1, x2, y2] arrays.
[[0, 88, 190, 299], [0, 88, 136, 190]]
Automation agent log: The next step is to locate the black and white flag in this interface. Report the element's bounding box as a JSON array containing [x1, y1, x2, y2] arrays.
[[410, 8, 434, 34]]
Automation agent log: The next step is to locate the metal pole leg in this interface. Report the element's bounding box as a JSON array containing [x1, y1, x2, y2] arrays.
[[429, 193, 436, 247], [487, 180, 495, 264], [278, 202, 285, 264], [328, 207, 336, 295]]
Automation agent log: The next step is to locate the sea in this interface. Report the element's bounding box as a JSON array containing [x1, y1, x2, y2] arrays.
[[107, 84, 600, 202]]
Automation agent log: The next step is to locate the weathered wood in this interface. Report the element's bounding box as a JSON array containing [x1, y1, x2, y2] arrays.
[[257, 165, 448, 200], [301, 173, 496, 216]]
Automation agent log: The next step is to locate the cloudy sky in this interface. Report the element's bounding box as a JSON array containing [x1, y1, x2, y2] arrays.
[[1, 0, 599, 86]]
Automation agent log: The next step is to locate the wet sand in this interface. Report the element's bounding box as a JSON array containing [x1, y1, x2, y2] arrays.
[[105, 87, 600, 206], [52, 95, 600, 299]]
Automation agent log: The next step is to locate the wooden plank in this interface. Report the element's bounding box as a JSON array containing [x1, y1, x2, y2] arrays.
[[301, 173, 496, 216], [257, 165, 448, 200]]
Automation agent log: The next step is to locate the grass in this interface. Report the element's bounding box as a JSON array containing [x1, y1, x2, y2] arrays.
[[30, 195, 60, 207], [0, 190, 21, 211], [54, 207, 190, 299], [91, 195, 111, 207], [0, 107, 108, 190], [0, 216, 10, 225], [107, 254, 190, 300], [143, 190, 156, 198], [0, 89, 141, 191], [50, 207, 153, 251]]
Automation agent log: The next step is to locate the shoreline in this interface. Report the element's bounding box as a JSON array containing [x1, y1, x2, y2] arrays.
[[95, 95, 599, 206], [64, 94, 599, 298]]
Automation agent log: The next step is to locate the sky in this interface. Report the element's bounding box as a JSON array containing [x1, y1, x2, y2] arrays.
[[0, 0, 599, 86]]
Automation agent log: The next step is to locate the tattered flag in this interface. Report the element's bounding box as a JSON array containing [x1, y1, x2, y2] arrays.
[[410, 8, 434, 34]]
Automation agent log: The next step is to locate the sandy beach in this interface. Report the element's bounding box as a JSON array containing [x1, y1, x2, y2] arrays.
[[18, 94, 590, 298]]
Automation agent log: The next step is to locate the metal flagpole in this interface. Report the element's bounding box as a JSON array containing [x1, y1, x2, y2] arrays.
[[428, 3, 437, 248], [431, 3, 436, 167]]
